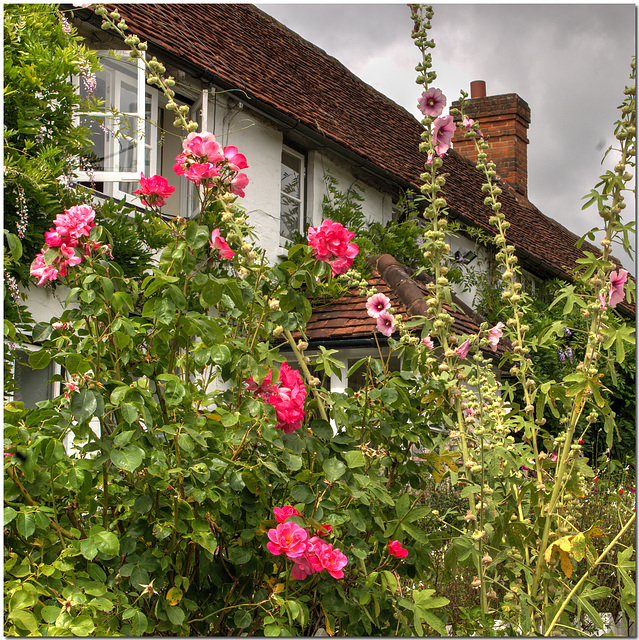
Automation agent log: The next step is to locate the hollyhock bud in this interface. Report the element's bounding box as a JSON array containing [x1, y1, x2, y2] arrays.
[[388, 540, 408, 558], [422, 334, 434, 349]]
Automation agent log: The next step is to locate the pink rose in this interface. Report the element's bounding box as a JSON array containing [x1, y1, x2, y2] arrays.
[[307, 219, 359, 275], [246, 371, 278, 400], [53, 204, 95, 240], [223, 146, 249, 171], [30, 250, 59, 286], [134, 172, 175, 208], [273, 505, 302, 523], [388, 540, 408, 558], [183, 131, 224, 162], [209, 229, 235, 260], [266, 521, 308, 559], [366, 293, 391, 318], [229, 172, 249, 198], [309, 540, 348, 579], [184, 162, 218, 186]]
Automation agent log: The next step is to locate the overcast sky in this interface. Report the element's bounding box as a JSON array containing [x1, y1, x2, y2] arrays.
[[256, 3, 636, 270]]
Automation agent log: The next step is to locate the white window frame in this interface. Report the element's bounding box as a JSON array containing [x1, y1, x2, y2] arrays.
[[74, 51, 158, 201], [280, 146, 306, 245]]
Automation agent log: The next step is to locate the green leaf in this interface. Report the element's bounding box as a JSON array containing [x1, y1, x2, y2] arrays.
[[343, 450, 365, 469], [166, 605, 185, 627], [323, 458, 346, 482], [41, 605, 61, 624], [28, 348, 51, 370], [70, 389, 101, 424], [131, 610, 148, 635], [15, 512, 35, 539], [228, 546, 252, 565], [291, 484, 315, 503], [32, 321, 52, 342], [134, 495, 153, 514], [311, 419, 333, 440], [110, 446, 143, 473], [94, 531, 119, 556], [80, 536, 98, 561], [9, 609, 39, 633], [70, 614, 95, 636], [4, 506, 17, 525], [234, 609, 252, 629]]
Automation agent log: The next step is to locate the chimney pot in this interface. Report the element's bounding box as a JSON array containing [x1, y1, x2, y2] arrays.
[[470, 80, 486, 99]]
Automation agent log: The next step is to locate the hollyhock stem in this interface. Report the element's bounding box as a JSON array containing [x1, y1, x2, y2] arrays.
[[283, 329, 328, 422]]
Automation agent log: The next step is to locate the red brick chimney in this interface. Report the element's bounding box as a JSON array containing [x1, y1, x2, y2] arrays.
[[451, 81, 531, 197]]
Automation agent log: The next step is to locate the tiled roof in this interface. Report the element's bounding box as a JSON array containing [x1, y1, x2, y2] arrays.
[[302, 254, 509, 361], [98, 4, 633, 315]]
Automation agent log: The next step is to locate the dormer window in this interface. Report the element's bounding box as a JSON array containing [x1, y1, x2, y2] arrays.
[[280, 147, 305, 242]]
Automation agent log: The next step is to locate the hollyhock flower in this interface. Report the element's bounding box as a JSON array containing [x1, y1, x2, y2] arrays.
[[223, 146, 249, 171], [209, 229, 235, 260], [366, 293, 391, 318], [462, 116, 475, 129], [432, 114, 455, 157], [487, 322, 505, 352], [229, 172, 249, 197], [53, 204, 95, 240], [30, 250, 59, 286], [551, 451, 558, 462], [422, 334, 434, 349], [417, 88, 446, 118], [309, 540, 348, 578], [426, 152, 434, 166], [183, 131, 224, 162], [455, 339, 471, 359], [184, 162, 218, 185], [388, 540, 409, 558], [307, 219, 359, 275], [267, 521, 308, 558], [607, 269, 628, 308], [376, 310, 396, 337], [273, 506, 302, 523], [133, 172, 175, 208]]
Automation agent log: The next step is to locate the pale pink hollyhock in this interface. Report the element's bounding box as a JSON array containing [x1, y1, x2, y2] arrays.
[[229, 172, 249, 198], [426, 152, 434, 166], [487, 322, 505, 352], [307, 219, 359, 275], [417, 88, 446, 118], [30, 250, 59, 286], [273, 505, 302, 523], [388, 540, 408, 558], [607, 269, 628, 308], [599, 292, 607, 310], [376, 310, 396, 337], [184, 162, 218, 185], [268, 362, 306, 434], [183, 131, 224, 162], [223, 146, 249, 171], [432, 114, 455, 157], [209, 229, 235, 260], [455, 339, 471, 359], [366, 292, 391, 318], [133, 172, 175, 208], [462, 116, 475, 129], [309, 540, 348, 578], [266, 521, 308, 558], [53, 204, 95, 239], [422, 334, 434, 350]]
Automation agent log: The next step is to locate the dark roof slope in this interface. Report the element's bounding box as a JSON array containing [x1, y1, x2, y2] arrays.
[[99, 4, 632, 312]]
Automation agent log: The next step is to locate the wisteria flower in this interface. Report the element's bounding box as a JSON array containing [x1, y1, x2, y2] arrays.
[[607, 269, 628, 308], [266, 521, 308, 558], [455, 339, 471, 359], [487, 322, 505, 352], [432, 114, 455, 157], [417, 88, 446, 118], [366, 293, 391, 318], [209, 229, 235, 260], [273, 505, 302, 523], [309, 540, 348, 578], [388, 540, 408, 558], [422, 334, 434, 350], [376, 310, 396, 337], [133, 172, 175, 208]]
